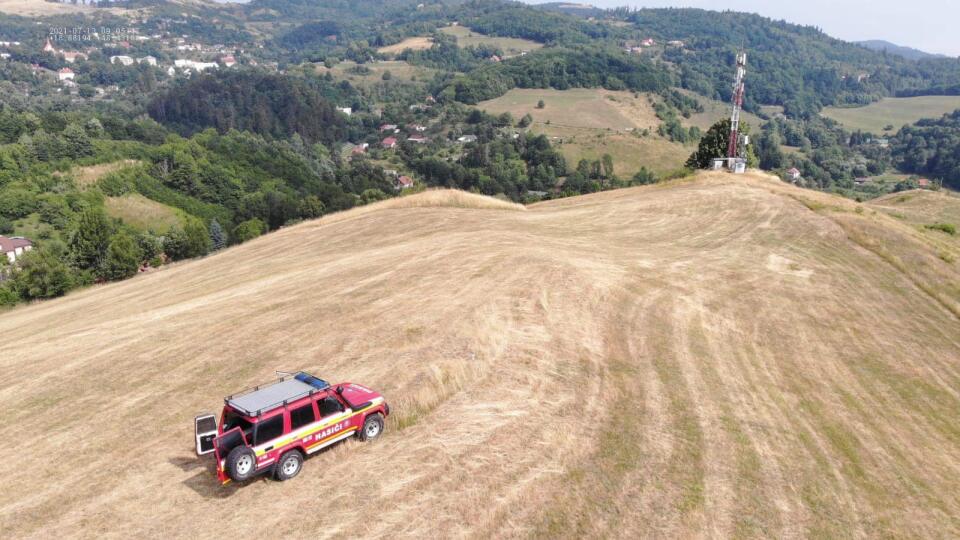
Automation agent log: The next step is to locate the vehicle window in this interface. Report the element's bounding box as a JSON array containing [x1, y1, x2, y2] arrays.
[[289, 403, 316, 431], [222, 410, 253, 436], [318, 396, 345, 417], [254, 414, 284, 445]]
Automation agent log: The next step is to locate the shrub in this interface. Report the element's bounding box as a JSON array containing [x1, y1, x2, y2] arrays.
[[232, 218, 266, 244], [100, 231, 143, 280], [925, 223, 957, 236]]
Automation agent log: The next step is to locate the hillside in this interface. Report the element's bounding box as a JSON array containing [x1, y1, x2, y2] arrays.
[[2, 173, 960, 537], [857, 40, 947, 61]]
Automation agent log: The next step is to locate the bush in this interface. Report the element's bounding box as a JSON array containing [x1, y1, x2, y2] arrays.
[[232, 218, 266, 244], [925, 223, 957, 236], [100, 231, 143, 280], [11, 243, 75, 300]]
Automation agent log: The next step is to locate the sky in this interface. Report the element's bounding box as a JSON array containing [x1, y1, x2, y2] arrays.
[[521, 0, 960, 57]]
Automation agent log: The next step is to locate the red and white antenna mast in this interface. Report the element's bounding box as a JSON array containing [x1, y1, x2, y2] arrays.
[[727, 49, 747, 164]]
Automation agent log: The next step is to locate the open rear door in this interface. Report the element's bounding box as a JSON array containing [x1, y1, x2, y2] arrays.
[[194, 414, 218, 456]]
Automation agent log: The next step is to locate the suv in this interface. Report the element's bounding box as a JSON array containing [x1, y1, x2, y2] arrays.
[[194, 372, 390, 484]]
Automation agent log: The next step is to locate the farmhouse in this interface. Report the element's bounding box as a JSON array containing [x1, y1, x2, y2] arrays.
[[0, 236, 32, 263], [57, 68, 74, 81], [395, 175, 414, 190], [136, 56, 157, 66], [382, 137, 398, 149], [380, 124, 399, 133], [457, 134, 478, 143], [110, 55, 135, 66], [917, 178, 931, 188], [221, 55, 236, 67], [787, 167, 802, 181], [407, 134, 429, 144]]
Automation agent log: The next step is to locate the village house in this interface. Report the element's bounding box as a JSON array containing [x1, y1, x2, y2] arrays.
[[457, 134, 478, 143], [337, 107, 352, 116], [57, 68, 74, 81], [641, 38, 655, 47], [407, 134, 429, 144], [667, 40, 685, 47], [110, 55, 135, 66], [409, 124, 427, 132], [221, 55, 236, 67], [917, 178, 931, 188], [62, 51, 87, 63], [787, 167, 802, 181], [380, 124, 399, 133], [0, 236, 32, 263], [42, 38, 56, 54], [136, 56, 157, 66], [395, 175, 414, 190], [382, 136, 398, 149], [854, 177, 871, 185]]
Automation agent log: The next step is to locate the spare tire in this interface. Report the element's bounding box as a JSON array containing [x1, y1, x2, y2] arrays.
[[225, 445, 257, 482]]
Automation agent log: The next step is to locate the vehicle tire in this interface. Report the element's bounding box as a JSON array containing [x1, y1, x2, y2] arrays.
[[274, 450, 303, 481], [358, 413, 384, 442], [225, 446, 257, 482]]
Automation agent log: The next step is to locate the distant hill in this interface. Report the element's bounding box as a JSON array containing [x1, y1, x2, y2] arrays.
[[857, 40, 947, 60]]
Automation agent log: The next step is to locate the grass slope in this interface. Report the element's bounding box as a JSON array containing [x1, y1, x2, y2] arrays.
[[822, 96, 960, 134], [439, 25, 543, 56], [104, 193, 188, 233], [2, 177, 960, 538]]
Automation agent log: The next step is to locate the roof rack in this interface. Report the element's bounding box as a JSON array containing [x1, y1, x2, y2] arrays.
[[225, 372, 330, 417]]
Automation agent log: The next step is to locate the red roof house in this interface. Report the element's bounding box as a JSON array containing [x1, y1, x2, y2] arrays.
[[382, 136, 398, 149], [395, 175, 414, 190], [917, 178, 931, 188], [0, 236, 32, 263]]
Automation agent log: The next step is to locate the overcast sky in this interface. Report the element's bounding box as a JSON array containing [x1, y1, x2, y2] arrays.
[[521, 0, 960, 57]]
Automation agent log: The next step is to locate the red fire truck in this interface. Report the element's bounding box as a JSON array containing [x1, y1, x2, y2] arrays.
[[194, 372, 389, 483]]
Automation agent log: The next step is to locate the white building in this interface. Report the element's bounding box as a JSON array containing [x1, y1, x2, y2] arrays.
[[110, 55, 134, 66], [0, 236, 32, 263], [337, 107, 352, 116], [137, 56, 157, 66]]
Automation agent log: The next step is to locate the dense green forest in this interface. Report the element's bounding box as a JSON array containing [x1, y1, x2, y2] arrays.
[[891, 111, 960, 189]]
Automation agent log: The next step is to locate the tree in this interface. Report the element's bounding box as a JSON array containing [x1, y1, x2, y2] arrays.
[[70, 207, 112, 270], [536, 100, 545, 109], [184, 220, 212, 258], [12, 243, 74, 300], [62, 122, 93, 159], [299, 195, 325, 219], [232, 218, 266, 244], [209, 219, 226, 251], [686, 119, 758, 169], [631, 167, 657, 185], [162, 227, 190, 261], [101, 231, 143, 280], [601, 154, 615, 180]]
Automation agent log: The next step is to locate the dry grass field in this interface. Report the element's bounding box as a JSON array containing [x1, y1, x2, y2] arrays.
[[822, 96, 960, 134], [479, 88, 691, 176], [2, 174, 960, 538], [57, 159, 141, 190], [377, 37, 434, 55], [104, 193, 187, 233], [313, 61, 437, 89], [439, 25, 542, 56]]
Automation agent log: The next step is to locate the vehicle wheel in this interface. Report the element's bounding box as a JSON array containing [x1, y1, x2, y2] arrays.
[[274, 450, 303, 481], [225, 446, 257, 482], [358, 413, 384, 442]]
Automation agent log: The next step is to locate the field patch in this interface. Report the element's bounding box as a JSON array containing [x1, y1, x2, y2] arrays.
[[377, 36, 433, 55], [480, 88, 691, 176], [822, 96, 960, 134], [60, 159, 141, 190], [104, 193, 187, 233], [439, 25, 542, 56], [314, 60, 437, 89]]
